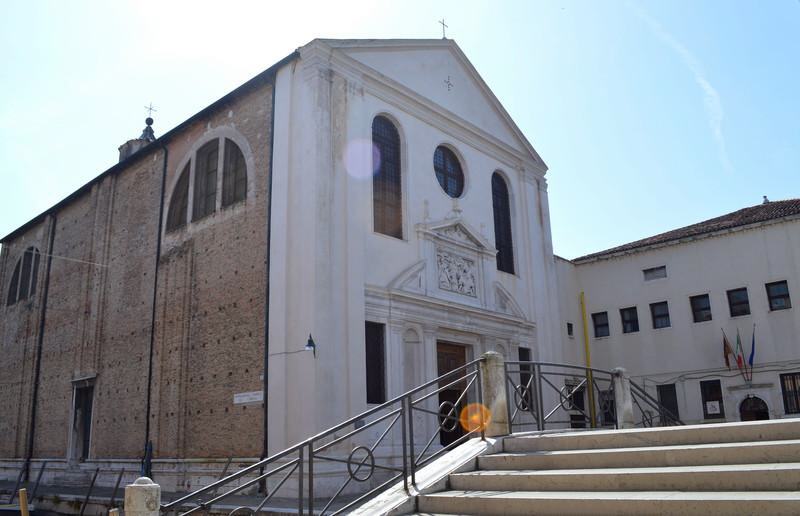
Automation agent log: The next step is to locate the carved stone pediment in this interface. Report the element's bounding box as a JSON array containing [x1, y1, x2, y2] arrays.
[[417, 218, 495, 256]]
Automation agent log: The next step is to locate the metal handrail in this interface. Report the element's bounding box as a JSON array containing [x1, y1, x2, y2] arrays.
[[162, 357, 487, 516], [629, 379, 684, 426]]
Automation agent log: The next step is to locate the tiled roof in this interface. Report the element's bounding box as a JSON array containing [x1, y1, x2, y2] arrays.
[[573, 198, 800, 263]]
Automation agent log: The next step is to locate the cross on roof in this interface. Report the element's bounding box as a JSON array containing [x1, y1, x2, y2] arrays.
[[144, 102, 157, 117], [439, 18, 448, 39]]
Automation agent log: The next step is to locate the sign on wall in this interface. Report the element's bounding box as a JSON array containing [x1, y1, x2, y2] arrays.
[[234, 391, 264, 405]]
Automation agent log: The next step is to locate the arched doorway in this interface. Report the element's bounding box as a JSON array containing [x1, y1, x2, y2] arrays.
[[739, 395, 770, 421]]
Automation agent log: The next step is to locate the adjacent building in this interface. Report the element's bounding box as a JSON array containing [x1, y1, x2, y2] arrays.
[[558, 199, 800, 424]]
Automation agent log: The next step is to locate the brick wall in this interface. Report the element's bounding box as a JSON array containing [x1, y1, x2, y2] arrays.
[[0, 76, 274, 463]]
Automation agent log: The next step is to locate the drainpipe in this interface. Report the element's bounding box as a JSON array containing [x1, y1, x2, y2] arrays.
[[24, 213, 57, 481], [143, 145, 169, 477], [262, 72, 278, 466]]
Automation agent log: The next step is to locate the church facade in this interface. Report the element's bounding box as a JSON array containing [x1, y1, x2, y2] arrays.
[[0, 39, 561, 490]]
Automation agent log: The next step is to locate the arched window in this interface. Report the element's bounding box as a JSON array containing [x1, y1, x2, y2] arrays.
[[6, 247, 41, 306], [372, 116, 402, 238], [433, 146, 464, 198], [192, 140, 219, 221], [166, 135, 249, 234], [492, 172, 514, 274], [222, 139, 247, 207], [166, 163, 190, 232]]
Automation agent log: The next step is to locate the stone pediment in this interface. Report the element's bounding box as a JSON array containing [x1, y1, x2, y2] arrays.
[[417, 218, 495, 256]]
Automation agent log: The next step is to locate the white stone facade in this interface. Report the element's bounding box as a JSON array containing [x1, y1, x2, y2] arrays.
[[557, 212, 800, 424], [267, 39, 561, 453]]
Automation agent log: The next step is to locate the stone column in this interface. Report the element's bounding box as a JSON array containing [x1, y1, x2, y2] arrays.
[[479, 351, 510, 437], [125, 477, 161, 516], [612, 367, 636, 429]]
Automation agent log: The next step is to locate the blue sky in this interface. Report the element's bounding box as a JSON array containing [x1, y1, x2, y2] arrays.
[[1, 0, 798, 258]]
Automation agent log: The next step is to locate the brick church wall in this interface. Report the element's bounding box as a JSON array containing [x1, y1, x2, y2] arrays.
[[0, 76, 274, 463]]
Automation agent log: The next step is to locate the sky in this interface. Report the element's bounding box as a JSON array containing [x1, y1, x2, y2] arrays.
[[1, 0, 798, 259]]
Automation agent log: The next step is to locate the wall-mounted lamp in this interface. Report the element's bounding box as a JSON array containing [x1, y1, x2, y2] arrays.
[[268, 334, 317, 358], [305, 334, 317, 357]]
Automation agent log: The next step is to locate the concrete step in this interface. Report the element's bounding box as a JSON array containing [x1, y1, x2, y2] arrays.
[[449, 462, 800, 492], [479, 439, 800, 470], [504, 418, 800, 453], [416, 490, 800, 515]]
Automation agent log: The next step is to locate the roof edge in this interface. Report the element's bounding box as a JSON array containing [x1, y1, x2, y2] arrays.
[[572, 211, 800, 265], [1, 50, 299, 243]]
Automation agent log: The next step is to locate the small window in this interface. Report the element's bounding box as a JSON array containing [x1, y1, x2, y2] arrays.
[[727, 287, 750, 317], [780, 372, 800, 414], [433, 146, 464, 198], [700, 379, 725, 419], [650, 301, 671, 329], [566, 322, 574, 337], [365, 321, 386, 404], [491, 172, 514, 274], [643, 265, 667, 281], [166, 163, 190, 232], [690, 294, 712, 323], [766, 281, 791, 311], [192, 140, 219, 221], [6, 247, 41, 306], [620, 307, 639, 333], [591, 312, 609, 338], [222, 138, 247, 207], [657, 384, 680, 422]]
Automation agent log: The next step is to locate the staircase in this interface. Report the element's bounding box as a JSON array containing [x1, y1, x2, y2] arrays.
[[413, 418, 800, 515]]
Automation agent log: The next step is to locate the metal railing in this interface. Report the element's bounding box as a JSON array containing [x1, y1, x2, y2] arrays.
[[505, 361, 684, 431], [629, 380, 683, 427], [505, 361, 616, 431], [160, 358, 486, 516]]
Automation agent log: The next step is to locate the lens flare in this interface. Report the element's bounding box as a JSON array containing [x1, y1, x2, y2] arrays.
[[459, 403, 491, 433], [344, 139, 381, 180]]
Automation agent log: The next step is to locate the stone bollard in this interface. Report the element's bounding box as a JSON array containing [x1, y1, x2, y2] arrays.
[[124, 477, 161, 516], [479, 351, 510, 437], [612, 367, 636, 429]]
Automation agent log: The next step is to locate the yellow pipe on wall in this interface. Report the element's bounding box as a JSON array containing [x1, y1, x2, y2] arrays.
[[580, 291, 597, 427]]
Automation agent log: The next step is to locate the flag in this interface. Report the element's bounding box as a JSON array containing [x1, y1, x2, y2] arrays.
[[735, 328, 747, 378], [722, 330, 735, 370], [747, 324, 756, 381]]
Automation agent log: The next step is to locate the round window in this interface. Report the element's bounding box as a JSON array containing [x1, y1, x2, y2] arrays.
[[433, 146, 464, 198]]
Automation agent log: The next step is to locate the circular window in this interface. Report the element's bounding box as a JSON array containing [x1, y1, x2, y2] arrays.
[[433, 146, 464, 198]]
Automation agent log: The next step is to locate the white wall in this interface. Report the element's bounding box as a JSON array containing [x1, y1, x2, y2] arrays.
[[558, 218, 800, 423], [267, 39, 561, 452]]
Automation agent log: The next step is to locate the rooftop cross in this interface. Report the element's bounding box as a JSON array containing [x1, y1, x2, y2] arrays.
[[439, 18, 448, 39]]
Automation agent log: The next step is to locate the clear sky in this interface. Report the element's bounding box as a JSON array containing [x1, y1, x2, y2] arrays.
[[1, 0, 798, 258]]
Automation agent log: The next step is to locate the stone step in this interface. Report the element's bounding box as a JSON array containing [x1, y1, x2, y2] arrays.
[[479, 439, 800, 470], [504, 419, 800, 453], [449, 462, 800, 492], [416, 490, 800, 515]]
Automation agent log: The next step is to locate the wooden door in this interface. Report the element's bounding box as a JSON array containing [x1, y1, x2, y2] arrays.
[[437, 342, 467, 446]]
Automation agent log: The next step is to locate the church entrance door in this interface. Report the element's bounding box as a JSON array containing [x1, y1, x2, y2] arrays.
[[739, 395, 769, 421], [437, 342, 467, 446]]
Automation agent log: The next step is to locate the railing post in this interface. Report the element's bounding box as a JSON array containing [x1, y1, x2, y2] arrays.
[[124, 477, 161, 516], [479, 352, 510, 437], [612, 367, 636, 429]]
